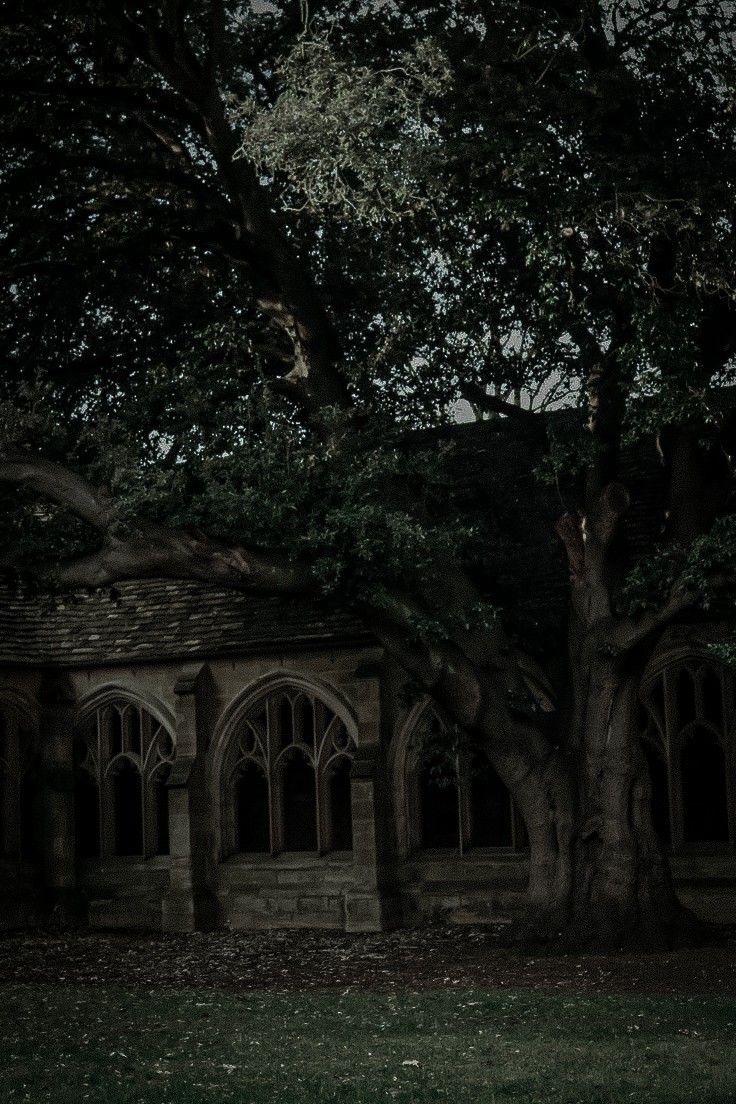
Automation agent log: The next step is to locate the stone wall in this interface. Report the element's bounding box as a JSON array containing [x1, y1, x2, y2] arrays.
[[1, 647, 736, 932]]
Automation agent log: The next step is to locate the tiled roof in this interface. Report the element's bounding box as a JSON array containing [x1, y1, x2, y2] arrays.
[[0, 579, 370, 667]]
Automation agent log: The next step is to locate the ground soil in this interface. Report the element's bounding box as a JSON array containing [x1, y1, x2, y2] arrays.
[[1, 924, 735, 997]]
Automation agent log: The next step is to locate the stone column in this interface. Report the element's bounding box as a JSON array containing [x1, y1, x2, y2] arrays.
[[162, 663, 219, 931], [345, 746, 400, 933], [38, 674, 83, 924]]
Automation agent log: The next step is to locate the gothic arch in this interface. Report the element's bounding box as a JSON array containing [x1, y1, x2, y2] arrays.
[[390, 698, 439, 860], [639, 650, 736, 849], [76, 683, 176, 735], [392, 698, 518, 858], [0, 689, 40, 730], [211, 670, 359, 859], [74, 684, 176, 859]]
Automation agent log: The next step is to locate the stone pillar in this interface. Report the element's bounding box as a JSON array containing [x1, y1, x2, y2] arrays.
[[162, 663, 219, 932], [38, 674, 84, 925], [345, 745, 399, 932]]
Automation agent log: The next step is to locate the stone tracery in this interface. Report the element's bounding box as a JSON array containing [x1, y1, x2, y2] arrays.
[[220, 686, 357, 857], [401, 701, 519, 856], [74, 699, 176, 859], [639, 656, 735, 849]]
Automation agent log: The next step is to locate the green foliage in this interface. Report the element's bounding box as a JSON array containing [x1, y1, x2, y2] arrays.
[[620, 516, 736, 617], [234, 37, 451, 223], [709, 642, 736, 669]]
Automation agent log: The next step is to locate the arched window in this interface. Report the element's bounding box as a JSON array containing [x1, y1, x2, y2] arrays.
[[404, 703, 520, 855], [74, 698, 176, 860], [640, 657, 735, 850], [0, 709, 39, 866], [220, 683, 358, 858]]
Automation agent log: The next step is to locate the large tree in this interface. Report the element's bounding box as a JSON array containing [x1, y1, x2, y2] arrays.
[[1, 0, 736, 945]]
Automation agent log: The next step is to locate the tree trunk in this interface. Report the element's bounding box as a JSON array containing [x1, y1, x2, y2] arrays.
[[504, 644, 698, 949]]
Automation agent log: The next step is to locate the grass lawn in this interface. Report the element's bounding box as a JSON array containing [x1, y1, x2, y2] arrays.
[[2, 983, 735, 1103]]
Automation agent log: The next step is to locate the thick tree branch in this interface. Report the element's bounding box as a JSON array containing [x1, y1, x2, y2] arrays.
[[106, 7, 352, 416], [459, 382, 545, 431], [0, 455, 116, 531], [0, 454, 312, 595], [555, 512, 585, 584], [57, 525, 313, 593], [555, 481, 630, 624], [607, 587, 696, 653], [0, 79, 197, 123]]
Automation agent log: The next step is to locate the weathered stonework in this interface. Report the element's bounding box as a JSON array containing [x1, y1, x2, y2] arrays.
[[1, 582, 735, 932]]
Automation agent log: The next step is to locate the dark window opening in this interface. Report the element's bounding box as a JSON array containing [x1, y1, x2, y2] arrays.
[[129, 709, 142, 755], [278, 697, 293, 749], [109, 710, 123, 758], [75, 770, 101, 858], [702, 667, 723, 728], [470, 754, 513, 847], [682, 727, 729, 843], [152, 770, 170, 856], [419, 758, 459, 849], [293, 695, 313, 744], [235, 761, 270, 853], [113, 762, 143, 856], [650, 677, 665, 725], [328, 757, 353, 851], [282, 753, 317, 851], [641, 739, 671, 848], [676, 669, 697, 727]]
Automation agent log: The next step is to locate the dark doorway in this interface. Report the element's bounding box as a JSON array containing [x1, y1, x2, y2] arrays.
[[328, 757, 353, 851], [235, 761, 270, 853], [282, 752, 317, 851], [113, 761, 143, 855]]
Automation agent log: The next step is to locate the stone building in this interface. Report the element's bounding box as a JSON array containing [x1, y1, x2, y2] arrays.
[[2, 423, 736, 932]]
